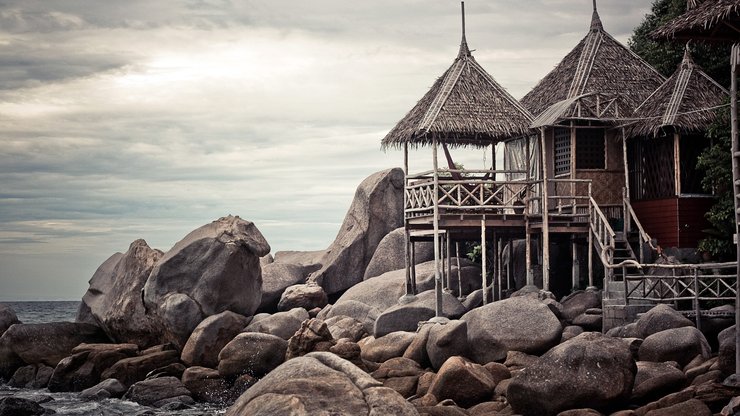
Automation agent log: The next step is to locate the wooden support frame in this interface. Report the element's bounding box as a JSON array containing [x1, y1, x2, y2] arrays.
[[482, 215, 488, 304], [432, 138, 443, 317], [540, 127, 551, 291]]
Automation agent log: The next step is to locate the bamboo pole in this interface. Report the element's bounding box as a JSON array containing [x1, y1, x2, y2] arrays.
[[730, 44, 740, 376], [403, 143, 413, 297], [433, 138, 443, 317], [540, 127, 550, 291], [482, 215, 488, 304]]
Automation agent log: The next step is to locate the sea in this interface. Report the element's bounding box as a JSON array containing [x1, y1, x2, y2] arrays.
[[0, 301, 227, 415]]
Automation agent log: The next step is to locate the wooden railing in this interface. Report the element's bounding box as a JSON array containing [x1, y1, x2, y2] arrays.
[[589, 195, 617, 274], [623, 191, 661, 263], [625, 261, 738, 328]]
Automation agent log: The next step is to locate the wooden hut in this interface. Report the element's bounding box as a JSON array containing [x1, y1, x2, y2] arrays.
[[382, 2, 534, 313], [626, 46, 729, 248]]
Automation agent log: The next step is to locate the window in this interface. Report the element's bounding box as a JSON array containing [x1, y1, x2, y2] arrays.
[[554, 127, 571, 176], [576, 128, 605, 169]]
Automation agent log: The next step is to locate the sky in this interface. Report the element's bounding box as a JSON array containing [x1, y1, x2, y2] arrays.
[[0, 0, 655, 301]]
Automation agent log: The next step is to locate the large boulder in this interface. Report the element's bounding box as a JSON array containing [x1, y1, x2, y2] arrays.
[[634, 304, 694, 339], [507, 332, 636, 415], [80, 378, 127, 400], [218, 332, 288, 379], [285, 318, 335, 360], [631, 361, 687, 403], [306, 168, 405, 295], [0, 304, 20, 336], [363, 227, 434, 280], [100, 349, 180, 387], [324, 315, 368, 342], [77, 239, 163, 347], [718, 325, 736, 376], [427, 320, 469, 371], [181, 311, 251, 368], [225, 352, 417, 415], [0, 397, 49, 416], [143, 215, 270, 348], [461, 297, 563, 364], [277, 283, 328, 312], [374, 290, 466, 337], [428, 356, 496, 408], [638, 326, 711, 367], [258, 262, 306, 312], [123, 376, 194, 408], [181, 366, 231, 403], [244, 308, 309, 340], [0, 322, 109, 367], [8, 364, 53, 389], [560, 289, 601, 322], [47, 343, 139, 392], [0, 337, 23, 380], [361, 332, 416, 363]]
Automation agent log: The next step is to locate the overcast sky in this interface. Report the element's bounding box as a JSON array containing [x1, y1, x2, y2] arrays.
[[0, 0, 654, 301]]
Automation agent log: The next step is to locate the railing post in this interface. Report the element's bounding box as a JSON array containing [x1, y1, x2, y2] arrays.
[[588, 183, 594, 288], [693, 267, 701, 331]]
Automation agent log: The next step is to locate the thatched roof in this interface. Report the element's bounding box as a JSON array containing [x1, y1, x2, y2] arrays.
[[652, 0, 740, 42], [521, 2, 665, 120], [381, 7, 533, 150], [627, 45, 728, 137]]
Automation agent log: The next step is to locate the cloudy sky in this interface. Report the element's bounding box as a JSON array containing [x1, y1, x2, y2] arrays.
[[0, 0, 654, 300]]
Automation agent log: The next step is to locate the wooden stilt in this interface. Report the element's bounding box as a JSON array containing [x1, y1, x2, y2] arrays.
[[588, 182, 594, 288], [540, 127, 550, 291], [481, 216, 488, 304], [403, 143, 413, 297], [432, 138, 443, 318], [411, 241, 417, 294], [526, 220, 533, 286], [507, 238, 513, 293], [730, 44, 740, 375], [446, 232, 452, 291], [497, 236, 503, 301], [456, 242, 462, 297], [571, 236, 579, 290]]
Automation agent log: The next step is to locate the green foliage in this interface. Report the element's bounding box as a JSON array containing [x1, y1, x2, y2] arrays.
[[696, 108, 735, 259], [629, 0, 730, 87]]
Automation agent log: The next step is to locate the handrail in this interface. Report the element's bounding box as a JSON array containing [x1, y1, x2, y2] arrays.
[[589, 196, 617, 274], [623, 191, 662, 262]]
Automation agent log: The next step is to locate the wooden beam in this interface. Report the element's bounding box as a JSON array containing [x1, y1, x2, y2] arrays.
[[482, 216, 488, 304], [540, 127, 551, 291], [432, 138, 443, 317]]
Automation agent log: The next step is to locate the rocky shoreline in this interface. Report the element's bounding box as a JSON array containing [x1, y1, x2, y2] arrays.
[[1, 168, 740, 416]]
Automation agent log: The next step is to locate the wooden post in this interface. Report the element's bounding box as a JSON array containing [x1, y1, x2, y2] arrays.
[[525, 134, 533, 286], [622, 128, 630, 207], [446, 232, 452, 291], [507, 239, 513, 292], [456, 242, 462, 297], [433, 138, 443, 317], [403, 143, 413, 297], [588, 182, 594, 288], [693, 267, 701, 331], [497, 236, 503, 301], [674, 132, 681, 197], [730, 44, 740, 376], [571, 236, 579, 290], [482, 216, 488, 304], [540, 127, 551, 291], [411, 241, 417, 294], [526, 219, 533, 286]]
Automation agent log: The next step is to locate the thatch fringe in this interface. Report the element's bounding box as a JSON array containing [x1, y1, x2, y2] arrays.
[[652, 0, 740, 41]]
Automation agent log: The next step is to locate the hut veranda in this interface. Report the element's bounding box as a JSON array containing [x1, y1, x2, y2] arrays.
[[381, 1, 739, 333]]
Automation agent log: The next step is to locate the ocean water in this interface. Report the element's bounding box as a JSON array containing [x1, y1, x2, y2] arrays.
[[0, 301, 227, 415]]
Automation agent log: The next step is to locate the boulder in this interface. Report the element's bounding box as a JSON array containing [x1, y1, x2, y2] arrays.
[[560, 289, 601, 322], [181, 310, 250, 368], [48, 343, 139, 392], [80, 378, 127, 400], [572, 312, 602, 332], [718, 325, 735, 376], [9, 364, 53, 389], [507, 332, 636, 415], [123, 376, 194, 408], [306, 168, 405, 295], [225, 351, 417, 415], [638, 327, 711, 367], [371, 357, 423, 398], [329, 339, 366, 370], [461, 297, 563, 364], [561, 325, 585, 343], [181, 366, 230, 403], [324, 315, 368, 342], [100, 349, 180, 387], [504, 351, 539, 372], [285, 318, 334, 360], [360, 331, 416, 363], [0, 304, 20, 336], [0, 322, 109, 367], [143, 215, 270, 348], [363, 227, 434, 280], [483, 362, 511, 386], [635, 304, 694, 339], [258, 262, 305, 312], [631, 361, 687, 402], [427, 320, 469, 371], [0, 337, 23, 380], [323, 300, 382, 335], [374, 290, 466, 337], [643, 398, 711, 416], [403, 323, 432, 367], [77, 239, 163, 347], [218, 332, 287, 378], [428, 356, 496, 408], [245, 309, 309, 340], [277, 283, 327, 312], [0, 397, 48, 416]]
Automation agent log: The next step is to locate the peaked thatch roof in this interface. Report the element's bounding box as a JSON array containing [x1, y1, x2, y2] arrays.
[[521, 2, 665, 120], [381, 10, 533, 149], [652, 0, 740, 42], [627, 45, 728, 137]]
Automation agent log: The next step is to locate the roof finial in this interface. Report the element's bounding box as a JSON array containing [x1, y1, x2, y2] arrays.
[[458, 1, 471, 58], [681, 41, 695, 67], [590, 0, 603, 32]]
